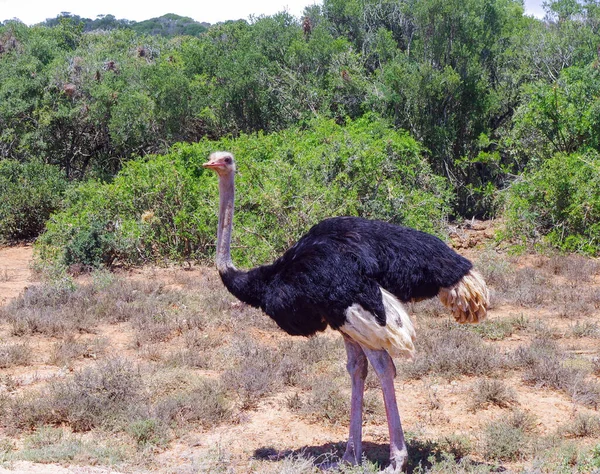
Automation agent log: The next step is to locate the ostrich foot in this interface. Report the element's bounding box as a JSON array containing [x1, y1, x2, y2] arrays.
[[317, 460, 339, 471], [317, 450, 361, 471], [341, 444, 361, 465], [341, 454, 360, 466], [317, 458, 350, 471], [382, 448, 408, 473]]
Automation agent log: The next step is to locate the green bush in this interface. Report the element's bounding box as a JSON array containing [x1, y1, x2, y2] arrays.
[[504, 151, 600, 255], [36, 115, 452, 268], [510, 65, 600, 162], [0, 160, 68, 242]]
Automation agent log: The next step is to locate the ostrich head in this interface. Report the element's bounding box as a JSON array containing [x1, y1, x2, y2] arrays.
[[202, 151, 236, 176]]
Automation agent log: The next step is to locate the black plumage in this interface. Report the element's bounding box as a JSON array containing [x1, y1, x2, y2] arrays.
[[203, 151, 488, 472], [220, 216, 472, 337]]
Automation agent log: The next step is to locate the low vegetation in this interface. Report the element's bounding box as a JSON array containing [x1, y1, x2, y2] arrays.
[[400, 322, 504, 379], [512, 338, 600, 408], [0, 342, 31, 368], [469, 378, 518, 411], [0, 249, 598, 472], [505, 150, 600, 254], [483, 410, 536, 462]]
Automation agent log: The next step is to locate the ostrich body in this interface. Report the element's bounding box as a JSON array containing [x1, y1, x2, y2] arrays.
[[203, 151, 489, 472]]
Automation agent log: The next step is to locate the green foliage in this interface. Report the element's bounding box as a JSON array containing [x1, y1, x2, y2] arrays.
[[0, 160, 68, 242], [504, 151, 600, 254], [63, 220, 118, 268], [127, 418, 165, 448], [3, 0, 600, 249], [37, 154, 213, 266], [39, 12, 207, 37], [0, 25, 207, 178], [36, 116, 451, 268], [130, 14, 208, 37], [511, 65, 600, 161]]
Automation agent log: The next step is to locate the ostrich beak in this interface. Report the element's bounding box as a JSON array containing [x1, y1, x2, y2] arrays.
[[202, 160, 220, 170]]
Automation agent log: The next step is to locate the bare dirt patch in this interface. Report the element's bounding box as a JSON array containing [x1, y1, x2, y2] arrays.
[[0, 245, 36, 308]]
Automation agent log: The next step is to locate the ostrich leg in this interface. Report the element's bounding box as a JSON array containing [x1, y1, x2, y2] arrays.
[[362, 347, 408, 473], [342, 336, 368, 465]]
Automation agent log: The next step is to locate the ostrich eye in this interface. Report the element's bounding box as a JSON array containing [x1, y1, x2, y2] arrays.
[[224, 157, 232, 164]]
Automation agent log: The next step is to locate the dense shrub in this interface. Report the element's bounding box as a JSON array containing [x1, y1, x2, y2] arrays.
[[510, 65, 600, 162], [3, 3, 600, 230], [504, 151, 600, 254], [0, 160, 68, 242], [36, 116, 451, 268]]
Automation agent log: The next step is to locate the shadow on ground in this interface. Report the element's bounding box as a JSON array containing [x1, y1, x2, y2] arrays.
[[254, 438, 506, 472]]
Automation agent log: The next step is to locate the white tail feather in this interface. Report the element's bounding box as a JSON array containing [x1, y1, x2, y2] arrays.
[[438, 270, 489, 324]]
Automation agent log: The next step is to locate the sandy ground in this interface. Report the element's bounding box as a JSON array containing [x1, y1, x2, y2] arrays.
[[0, 245, 36, 308], [0, 464, 124, 474]]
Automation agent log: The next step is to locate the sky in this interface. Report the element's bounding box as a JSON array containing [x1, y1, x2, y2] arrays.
[[0, 0, 321, 25], [524, 0, 546, 18], [1, 0, 546, 25]]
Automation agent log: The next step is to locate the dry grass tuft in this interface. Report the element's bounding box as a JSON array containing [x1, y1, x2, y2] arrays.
[[512, 339, 600, 408], [153, 380, 232, 429], [127, 418, 167, 448], [475, 249, 514, 289], [470, 378, 518, 411], [546, 255, 600, 282], [4, 358, 234, 440], [14, 426, 128, 465], [5, 357, 142, 432], [302, 379, 349, 426], [470, 314, 528, 340], [483, 410, 536, 461], [0, 342, 32, 368], [295, 378, 384, 427], [401, 322, 504, 379], [514, 339, 579, 392], [592, 358, 600, 377], [570, 381, 600, 409], [0, 268, 14, 282], [221, 337, 287, 409], [571, 321, 600, 338], [506, 267, 548, 307], [167, 329, 224, 369], [559, 413, 600, 438], [221, 334, 343, 409], [49, 336, 107, 366], [411, 298, 448, 319], [487, 255, 600, 317], [0, 276, 185, 337]]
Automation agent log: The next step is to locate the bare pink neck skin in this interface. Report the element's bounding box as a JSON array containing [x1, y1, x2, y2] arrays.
[[216, 170, 236, 274]]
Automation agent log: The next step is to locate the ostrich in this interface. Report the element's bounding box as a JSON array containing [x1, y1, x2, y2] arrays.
[[203, 151, 489, 472]]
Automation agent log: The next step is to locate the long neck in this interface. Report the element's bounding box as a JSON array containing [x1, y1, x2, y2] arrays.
[[216, 171, 236, 273], [215, 172, 265, 308]]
